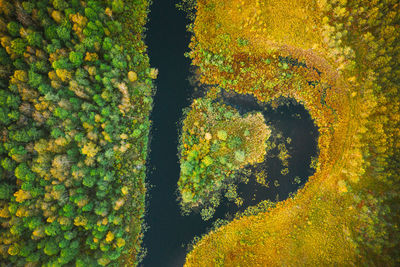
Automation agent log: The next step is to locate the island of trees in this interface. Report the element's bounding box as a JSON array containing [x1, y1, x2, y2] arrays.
[[178, 94, 270, 220]]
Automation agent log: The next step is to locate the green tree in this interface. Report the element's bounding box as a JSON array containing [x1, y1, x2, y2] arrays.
[[26, 32, 43, 47], [69, 51, 83, 67], [0, 183, 13, 199], [1, 157, 16, 171], [112, 0, 124, 13], [43, 240, 59, 256], [45, 222, 61, 237], [83, 175, 96, 187], [15, 163, 35, 182], [28, 70, 43, 89], [22, 2, 35, 13], [57, 26, 71, 41], [10, 38, 26, 56], [54, 107, 69, 120], [84, 7, 97, 21], [63, 204, 75, 218], [0, 107, 10, 124], [44, 25, 58, 41], [102, 37, 112, 51], [52, 58, 70, 69], [58, 247, 77, 265], [52, 0, 69, 10], [7, 21, 20, 37]]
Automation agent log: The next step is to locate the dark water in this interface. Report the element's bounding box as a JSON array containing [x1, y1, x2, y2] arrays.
[[143, 1, 318, 267], [219, 94, 319, 207], [143, 1, 210, 266]]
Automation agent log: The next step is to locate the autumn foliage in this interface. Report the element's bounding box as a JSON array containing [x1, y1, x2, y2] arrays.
[[0, 0, 154, 266], [178, 96, 270, 218], [182, 0, 400, 266]]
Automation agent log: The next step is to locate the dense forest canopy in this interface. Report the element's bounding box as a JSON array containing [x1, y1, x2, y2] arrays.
[[0, 0, 154, 265]]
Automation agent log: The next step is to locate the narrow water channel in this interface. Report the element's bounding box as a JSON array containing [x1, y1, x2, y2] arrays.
[[143, 1, 214, 266], [143, 2, 318, 267]]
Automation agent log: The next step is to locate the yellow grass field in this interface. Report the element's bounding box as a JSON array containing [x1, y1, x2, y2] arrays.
[[184, 0, 400, 265]]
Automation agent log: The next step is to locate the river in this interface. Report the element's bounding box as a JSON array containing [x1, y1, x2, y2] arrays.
[[143, 1, 318, 266]]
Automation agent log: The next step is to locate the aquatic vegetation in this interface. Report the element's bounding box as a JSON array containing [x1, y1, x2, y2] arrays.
[[254, 169, 268, 187], [310, 156, 319, 170], [182, 0, 400, 266], [235, 199, 276, 218], [292, 176, 302, 185], [178, 97, 270, 214], [280, 168, 289, 176], [0, 0, 153, 265], [277, 143, 290, 166]]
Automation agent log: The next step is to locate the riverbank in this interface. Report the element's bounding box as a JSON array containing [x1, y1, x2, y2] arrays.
[[184, 0, 400, 265]]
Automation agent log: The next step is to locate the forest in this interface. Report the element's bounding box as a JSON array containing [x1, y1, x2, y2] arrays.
[[0, 0, 154, 265], [1, 0, 399, 266]]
